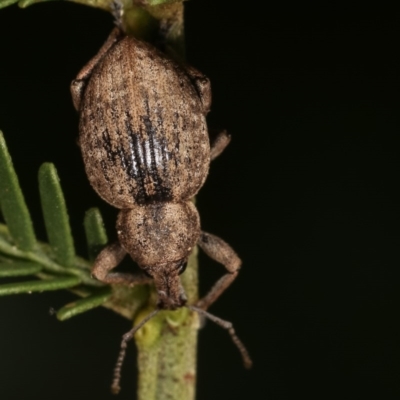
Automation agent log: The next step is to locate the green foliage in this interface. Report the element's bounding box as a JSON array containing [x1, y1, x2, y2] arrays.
[[39, 163, 76, 267], [0, 0, 19, 9], [57, 287, 112, 321], [0, 130, 36, 251], [0, 260, 42, 277], [0, 0, 184, 60], [84, 208, 108, 262], [0, 0, 182, 10], [0, 130, 146, 320], [0, 276, 81, 295]]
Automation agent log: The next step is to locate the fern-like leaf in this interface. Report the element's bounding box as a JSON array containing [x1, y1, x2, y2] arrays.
[[0, 130, 148, 319], [38, 162, 76, 267], [0, 131, 36, 251]]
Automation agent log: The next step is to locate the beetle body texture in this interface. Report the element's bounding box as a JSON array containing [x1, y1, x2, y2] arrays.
[[71, 28, 240, 312], [78, 36, 210, 209], [71, 29, 252, 384]]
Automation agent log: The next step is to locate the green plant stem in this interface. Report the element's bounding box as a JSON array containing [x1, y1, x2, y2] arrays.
[[135, 249, 199, 400]]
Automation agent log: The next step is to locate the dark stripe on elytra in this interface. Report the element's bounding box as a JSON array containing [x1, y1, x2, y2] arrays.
[[155, 103, 171, 192], [139, 100, 152, 202], [121, 52, 147, 204], [146, 122, 159, 199], [121, 86, 146, 204], [115, 128, 127, 170], [148, 124, 172, 202], [143, 99, 172, 202], [125, 116, 147, 205], [101, 129, 114, 164]]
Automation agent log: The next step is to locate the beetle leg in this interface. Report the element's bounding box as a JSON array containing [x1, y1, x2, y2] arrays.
[[210, 129, 231, 161], [70, 27, 122, 111], [92, 242, 152, 286], [196, 231, 241, 310], [184, 65, 212, 114]]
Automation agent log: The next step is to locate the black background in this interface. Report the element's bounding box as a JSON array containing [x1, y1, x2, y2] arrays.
[[1, 3, 400, 399]]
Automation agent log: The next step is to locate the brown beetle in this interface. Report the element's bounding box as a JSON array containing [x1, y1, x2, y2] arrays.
[[71, 28, 251, 391]]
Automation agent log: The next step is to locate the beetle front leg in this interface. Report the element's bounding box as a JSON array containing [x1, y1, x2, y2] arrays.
[[70, 27, 122, 111], [210, 129, 231, 161], [92, 242, 152, 286], [196, 232, 241, 310]]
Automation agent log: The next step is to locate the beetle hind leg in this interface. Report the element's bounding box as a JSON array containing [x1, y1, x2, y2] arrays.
[[210, 129, 231, 161], [184, 65, 212, 114], [196, 231, 241, 310]]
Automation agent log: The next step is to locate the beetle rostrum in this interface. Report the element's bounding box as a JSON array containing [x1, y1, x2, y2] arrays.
[[71, 27, 251, 392]]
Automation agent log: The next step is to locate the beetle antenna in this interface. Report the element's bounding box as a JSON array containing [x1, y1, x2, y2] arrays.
[[188, 305, 253, 369], [111, 309, 160, 394]]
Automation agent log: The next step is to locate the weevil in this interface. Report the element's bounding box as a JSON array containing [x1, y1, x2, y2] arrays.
[[71, 28, 251, 392]]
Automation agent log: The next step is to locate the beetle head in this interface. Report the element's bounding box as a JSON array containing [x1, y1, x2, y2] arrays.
[[116, 202, 200, 309], [143, 260, 188, 309]]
